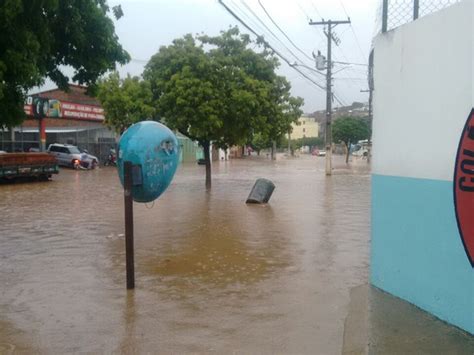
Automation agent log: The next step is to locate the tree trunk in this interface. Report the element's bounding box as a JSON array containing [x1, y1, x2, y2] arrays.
[[345, 140, 351, 164], [288, 131, 291, 156], [271, 140, 276, 160], [202, 141, 211, 189], [241, 145, 245, 157], [367, 138, 371, 163], [9, 127, 14, 152]]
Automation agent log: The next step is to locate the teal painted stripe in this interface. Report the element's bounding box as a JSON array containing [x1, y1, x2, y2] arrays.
[[371, 174, 474, 334]]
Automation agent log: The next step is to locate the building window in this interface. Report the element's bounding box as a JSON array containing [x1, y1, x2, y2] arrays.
[[302, 128, 306, 133]]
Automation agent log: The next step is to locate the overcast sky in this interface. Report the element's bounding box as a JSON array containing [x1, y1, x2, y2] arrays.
[[42, 0, 371, 114], [105, 0, 380, 113]]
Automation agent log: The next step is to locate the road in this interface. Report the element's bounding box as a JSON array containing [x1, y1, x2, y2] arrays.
[[0, 154, 472, 354]]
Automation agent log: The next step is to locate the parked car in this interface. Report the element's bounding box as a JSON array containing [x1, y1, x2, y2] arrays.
[[47, 143, 98, 169], [312, 148, 326, 156]]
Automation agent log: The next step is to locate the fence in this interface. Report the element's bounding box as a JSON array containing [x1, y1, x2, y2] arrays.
[[0, 126, 118, 164], [378, 0, 461, 33]]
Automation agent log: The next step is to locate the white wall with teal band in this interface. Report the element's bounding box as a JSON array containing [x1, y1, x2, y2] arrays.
[[372, 0, 474, 334], [372, 174, 473, 332]]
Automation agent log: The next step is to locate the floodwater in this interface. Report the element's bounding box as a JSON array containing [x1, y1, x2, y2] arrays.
[[0, 155, 472, 354]]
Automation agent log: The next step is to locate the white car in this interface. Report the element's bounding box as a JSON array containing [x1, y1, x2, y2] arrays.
[[47, 144, 98, 169]]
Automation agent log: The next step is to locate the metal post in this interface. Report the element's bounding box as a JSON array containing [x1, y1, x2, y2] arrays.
[[39, 118, 46, 152], [413, 0, 419, 20], [325, 22, 333, 175], [382, 0, 389, 33], [124, 161, 135, 289]]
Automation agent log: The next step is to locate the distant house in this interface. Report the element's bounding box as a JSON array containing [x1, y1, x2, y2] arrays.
[[175, 132, 203, 163], [289, 116, 319, 139]]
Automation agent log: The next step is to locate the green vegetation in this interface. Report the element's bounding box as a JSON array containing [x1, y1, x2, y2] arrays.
[[332, 116, 371, 162], [97, 73, 154, 134], [0, 0, 129, 128], [142, 27, 303, 187], [292, 136, 324, 149]]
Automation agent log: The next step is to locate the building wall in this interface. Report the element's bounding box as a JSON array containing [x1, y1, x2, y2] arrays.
[[372, 0, 473, 334], [290, 117, 319, 140], [36, 85, 100, 106], [22, 118, 101, 128]]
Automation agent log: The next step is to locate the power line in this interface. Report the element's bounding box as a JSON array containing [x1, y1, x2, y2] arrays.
[[257, 0, 313, 62], [239, 0, 308, 66], [334, 77, 367, 81], [228, 1, 326, 87], [232, 0, 327, 90], [229, 0, 272, 41], [339, 0, 368, 62], [296, 1, 311, 21], [332, 45, 365, 89], [218, 0, 327, 93], [230, 0, 320, 87], [219, 0, 346, 107], [310, 1, 324, 20]]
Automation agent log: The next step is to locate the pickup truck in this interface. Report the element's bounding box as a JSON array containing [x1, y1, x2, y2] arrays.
[[0, 152, 59, 181]]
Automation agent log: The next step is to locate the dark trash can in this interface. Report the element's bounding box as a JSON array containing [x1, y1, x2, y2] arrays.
[[246, 178, 275, 204]]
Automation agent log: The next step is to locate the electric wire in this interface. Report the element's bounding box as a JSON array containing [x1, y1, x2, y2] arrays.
[[257, 0, 313, 62], [219, 0, 346, 106], [231, 0, 322, 86], [229, 0, 272, 40], [218, 0, 348, 106], [339, 0, 368, 62], [310, 1, 324, 20], [228, 0, 327, 87], [239, 0, 308, 66]]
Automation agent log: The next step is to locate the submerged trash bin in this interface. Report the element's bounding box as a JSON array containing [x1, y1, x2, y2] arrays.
[[246, 178, 275, 204]]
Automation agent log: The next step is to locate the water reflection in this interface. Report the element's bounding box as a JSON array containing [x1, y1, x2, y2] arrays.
[[1, 156, 372, 353]]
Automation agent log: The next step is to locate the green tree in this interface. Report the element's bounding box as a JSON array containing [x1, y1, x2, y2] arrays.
[[251, 132, 270, 155], [97, 72, 155, 133], [292, 136, 324, 149], [144, 27, 302, 188], [254, 95, 303, 158], [332, 116, 371, 163], [0, 0, 129, 128]]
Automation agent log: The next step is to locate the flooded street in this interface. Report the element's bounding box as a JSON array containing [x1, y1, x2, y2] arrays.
[[1, 155, 472, 354]]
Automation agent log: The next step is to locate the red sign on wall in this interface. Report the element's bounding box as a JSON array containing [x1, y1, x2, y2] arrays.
[[24, 97, 104, 121], [453, 109, 474, 267]]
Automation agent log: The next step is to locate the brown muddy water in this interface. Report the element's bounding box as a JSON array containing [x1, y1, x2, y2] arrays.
[[0, 155, 472, 354]]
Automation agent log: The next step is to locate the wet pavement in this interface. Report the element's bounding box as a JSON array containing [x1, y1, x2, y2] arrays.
[[0, 155, 473, 354]]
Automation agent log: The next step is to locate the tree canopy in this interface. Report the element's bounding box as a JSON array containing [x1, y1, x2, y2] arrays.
[[143, 27, 303, 187], [0, 0, 130, 127], [332, 117, 371, 145], [97, 72, 154, 133]]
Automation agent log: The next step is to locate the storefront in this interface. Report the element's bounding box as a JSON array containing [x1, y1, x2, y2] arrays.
[[0, 84, 117, 162]]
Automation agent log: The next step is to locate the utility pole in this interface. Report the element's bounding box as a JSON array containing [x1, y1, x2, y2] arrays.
[[310, 19, 350, 175], [361, 88, 373, 163]]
